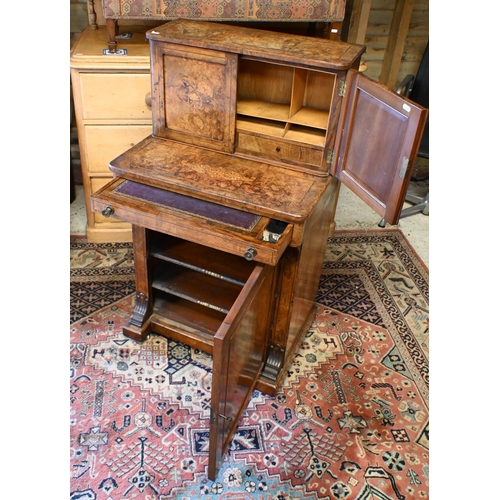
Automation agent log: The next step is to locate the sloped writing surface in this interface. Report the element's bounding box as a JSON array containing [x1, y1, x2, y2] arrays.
[[334, 71, 427, 225]]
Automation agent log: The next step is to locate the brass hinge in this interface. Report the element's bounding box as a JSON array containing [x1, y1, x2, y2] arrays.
[[326, 149, 335, 163], [210, 408, 232, 423], [338, 80, 347, 97]]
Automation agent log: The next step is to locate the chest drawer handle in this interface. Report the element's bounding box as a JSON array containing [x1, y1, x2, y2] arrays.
[[102, 206, 115, 217], [145, 92, 152, 107], [244, 247, 257, 261]]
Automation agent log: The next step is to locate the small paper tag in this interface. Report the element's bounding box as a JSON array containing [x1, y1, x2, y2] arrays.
[[399, 157, 409, 178]]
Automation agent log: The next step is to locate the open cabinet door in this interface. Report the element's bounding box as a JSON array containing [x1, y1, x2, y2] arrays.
[[207, 263, 275, 480], [333, 70, 428, 225]]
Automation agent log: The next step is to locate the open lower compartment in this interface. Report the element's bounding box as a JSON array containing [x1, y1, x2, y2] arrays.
[[146, 232, 261, 354], [134, 229, 276, 481]]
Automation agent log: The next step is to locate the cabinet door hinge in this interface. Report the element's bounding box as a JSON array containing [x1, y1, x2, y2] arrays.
[[326, 149, 335, 163], [210, 408, 232, 424], [338, 80, 347, 97]]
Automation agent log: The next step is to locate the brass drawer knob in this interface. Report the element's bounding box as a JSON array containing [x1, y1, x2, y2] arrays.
[[244, 247, 257, 261], [101, 206, 115, 217]]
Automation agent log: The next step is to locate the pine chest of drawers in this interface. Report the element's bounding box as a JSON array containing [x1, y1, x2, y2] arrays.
[[71, 27, 153, 242]]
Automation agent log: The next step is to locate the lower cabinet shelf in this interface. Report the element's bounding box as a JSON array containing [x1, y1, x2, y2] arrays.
[[152, 261, 244, 315], [128, 232, 271, 357], [151, 293, 225, 352], [150, 233, 254, 286]]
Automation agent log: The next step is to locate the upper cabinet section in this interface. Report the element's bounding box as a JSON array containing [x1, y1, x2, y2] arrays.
[[147, 20, 365, 172], [144, 20, 426, 225], [235, 59, 338, 171]]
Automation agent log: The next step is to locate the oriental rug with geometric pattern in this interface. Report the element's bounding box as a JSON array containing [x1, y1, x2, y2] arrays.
[[70, 229, 429, 500]]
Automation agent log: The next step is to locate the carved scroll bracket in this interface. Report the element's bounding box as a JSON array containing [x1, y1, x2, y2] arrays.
[[129, 292, 149, 327]]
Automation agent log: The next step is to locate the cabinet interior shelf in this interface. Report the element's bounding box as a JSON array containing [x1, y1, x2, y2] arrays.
[[237, 101, 330, 131], [153, 292, 225, 342], [150, 234, 254, 286], [149, 234, 256, 341], [236, 115, 326, 147], [236, 60, 334, 149], [152, 262, 243, 314]]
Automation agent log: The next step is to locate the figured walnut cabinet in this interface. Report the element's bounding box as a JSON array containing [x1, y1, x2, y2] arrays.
[[91, 20, 427, 480]]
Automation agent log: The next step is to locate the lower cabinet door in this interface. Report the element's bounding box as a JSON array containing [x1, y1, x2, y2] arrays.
[[208, 263, 275, 480]]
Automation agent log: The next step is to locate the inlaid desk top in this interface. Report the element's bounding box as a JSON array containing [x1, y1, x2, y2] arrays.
[[109, 135, 332, 222], [147, 20, 364, 70]]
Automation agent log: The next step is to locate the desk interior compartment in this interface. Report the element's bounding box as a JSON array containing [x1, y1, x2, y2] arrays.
[[137, 228, 276, 483], [236, 59, 335, 169]]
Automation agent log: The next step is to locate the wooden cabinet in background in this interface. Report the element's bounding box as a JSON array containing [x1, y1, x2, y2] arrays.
[[70, 27, 152, 242]]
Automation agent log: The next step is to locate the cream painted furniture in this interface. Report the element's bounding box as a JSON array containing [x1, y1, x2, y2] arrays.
[[70, 26, 152, 242]]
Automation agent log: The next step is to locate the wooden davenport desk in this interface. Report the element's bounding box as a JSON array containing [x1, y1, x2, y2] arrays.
[[91, 20, 427, 480]]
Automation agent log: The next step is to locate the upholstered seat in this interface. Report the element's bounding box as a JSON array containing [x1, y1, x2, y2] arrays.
[[102, 0, 345, 22], [97, 0, 346, 51]]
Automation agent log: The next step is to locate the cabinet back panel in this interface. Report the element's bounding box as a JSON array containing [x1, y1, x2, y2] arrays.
[[303, 71, 335, 110], [237, 60, 293, 104]]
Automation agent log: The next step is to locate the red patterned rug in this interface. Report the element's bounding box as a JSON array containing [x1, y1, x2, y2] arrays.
[[70, 229, 429, 499]]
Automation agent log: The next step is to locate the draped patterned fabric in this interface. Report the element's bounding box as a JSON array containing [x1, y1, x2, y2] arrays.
[[101, 0, 346, 22]]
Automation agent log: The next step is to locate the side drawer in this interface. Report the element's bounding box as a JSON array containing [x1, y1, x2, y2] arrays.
[[91, 177, 292, 266], [84, 125, 152, 173], [79, 73, 152, 120], [236, 131, 323, 168], [90, 177, 131, 226]]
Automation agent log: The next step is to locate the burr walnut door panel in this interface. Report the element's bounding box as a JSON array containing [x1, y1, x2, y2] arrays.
[[334, 71, 428, 225], [150, 41, 237, 153]]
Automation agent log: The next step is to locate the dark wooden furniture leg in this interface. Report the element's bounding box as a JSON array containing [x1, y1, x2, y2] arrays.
[[123, 225, 153, 341], [106, 18, 118, 52]]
